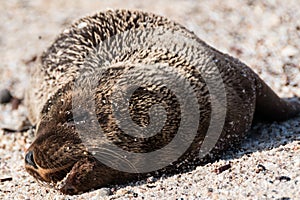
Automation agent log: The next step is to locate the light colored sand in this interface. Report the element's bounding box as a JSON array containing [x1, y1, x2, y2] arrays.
[[0, 0, 299, 199]]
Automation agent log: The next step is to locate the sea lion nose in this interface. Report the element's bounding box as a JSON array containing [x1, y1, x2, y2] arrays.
[[25, 151, 38, 169]]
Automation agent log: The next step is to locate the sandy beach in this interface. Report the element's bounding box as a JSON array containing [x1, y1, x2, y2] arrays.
[[0, 0, 299, 199]]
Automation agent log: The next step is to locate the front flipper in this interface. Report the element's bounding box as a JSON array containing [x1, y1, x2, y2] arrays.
[[59, 157, 136, 195]]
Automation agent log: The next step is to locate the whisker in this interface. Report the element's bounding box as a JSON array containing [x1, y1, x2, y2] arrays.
[[92, 147, 139, 173]]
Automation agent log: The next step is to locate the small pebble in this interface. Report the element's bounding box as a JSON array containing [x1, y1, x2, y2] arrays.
[[0, 177, 13, 182], [133, 192, 138, 197], [256, 164, 267, 173], [0, 89, 13, 104], [11, 97, 22, 110], [276, 176, 291, 182], [214, 163, 231, 174], [146, 176, 156, 183], [95, 188, 111, 196], [276, 197, 291, 200]]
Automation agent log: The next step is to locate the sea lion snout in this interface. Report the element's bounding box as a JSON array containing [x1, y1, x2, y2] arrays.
[[24, 122, 93, 184], [24, 147, 46, 182]]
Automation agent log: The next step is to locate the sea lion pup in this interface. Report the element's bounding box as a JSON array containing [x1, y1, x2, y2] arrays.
[[24, 9, 300, 195]]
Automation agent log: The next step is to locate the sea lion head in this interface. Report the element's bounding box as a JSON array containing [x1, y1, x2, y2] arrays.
[[24, 84, 99, 193], [24, 80, 150, 194], [24, 119, 122, 194], [24, 84, 89, 183]]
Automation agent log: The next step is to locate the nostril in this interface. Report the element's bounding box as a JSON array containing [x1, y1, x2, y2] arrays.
[[25, 151, 38, 169]]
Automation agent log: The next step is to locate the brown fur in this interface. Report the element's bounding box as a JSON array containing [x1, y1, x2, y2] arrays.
[[25, 9, 300, 195]]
